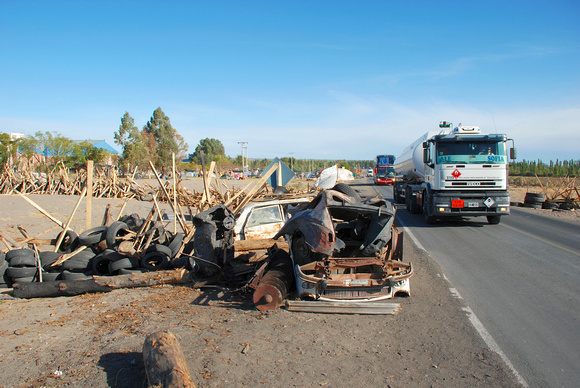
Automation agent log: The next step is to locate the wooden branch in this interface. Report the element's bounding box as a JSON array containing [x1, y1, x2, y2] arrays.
[[54, 187, 87, 252], [17, 192, 66, 229]]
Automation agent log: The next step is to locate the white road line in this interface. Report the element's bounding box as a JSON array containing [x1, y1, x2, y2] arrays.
[[398, 216, 529, 387]]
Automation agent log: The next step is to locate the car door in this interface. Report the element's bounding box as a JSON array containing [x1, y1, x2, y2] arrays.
[[243, 204, 285, 240]]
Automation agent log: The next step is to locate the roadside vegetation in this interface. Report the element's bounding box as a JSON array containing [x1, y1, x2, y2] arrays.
[[510, 159, 580, 177]]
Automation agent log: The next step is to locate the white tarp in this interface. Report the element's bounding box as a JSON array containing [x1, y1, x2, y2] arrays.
[[337, 167, 354, 181], [314, 165, 338, 189]]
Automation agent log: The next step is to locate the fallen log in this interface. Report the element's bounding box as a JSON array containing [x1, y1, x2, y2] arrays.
[[143, 330, 196, 388], [233, 238, 289, 252], [12, 268, 191, 299]]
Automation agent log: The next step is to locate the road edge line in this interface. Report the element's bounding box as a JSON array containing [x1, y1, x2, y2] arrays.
[[398, 216, 528, 388]]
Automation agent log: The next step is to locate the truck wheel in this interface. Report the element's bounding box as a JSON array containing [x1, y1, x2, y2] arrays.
[[487, 215, 501, 224], [423, 195, 436, 224]]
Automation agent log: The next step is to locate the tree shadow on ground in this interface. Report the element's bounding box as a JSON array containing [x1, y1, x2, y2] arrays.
[[188, 286, 257, 311], [98, 351, 146, 388]]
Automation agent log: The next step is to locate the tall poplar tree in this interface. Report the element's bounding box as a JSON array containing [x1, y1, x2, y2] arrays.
[[114, 112, 146, 171], [142, 108, 186, 173]]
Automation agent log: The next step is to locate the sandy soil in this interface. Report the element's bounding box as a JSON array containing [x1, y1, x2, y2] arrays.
[[0, 180, 533, 387]]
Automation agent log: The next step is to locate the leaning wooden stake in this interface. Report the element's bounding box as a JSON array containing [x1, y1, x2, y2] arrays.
[[149, 161, 189, 233], [86, 160, 94, 230], [143, 330, 196, 388], [17, 192, 66, 228], [54, 187, 87, 252]]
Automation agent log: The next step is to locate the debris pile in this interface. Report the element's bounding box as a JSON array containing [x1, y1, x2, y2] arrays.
[[520, 175, 579, 210], [1, 161, 413, 313]]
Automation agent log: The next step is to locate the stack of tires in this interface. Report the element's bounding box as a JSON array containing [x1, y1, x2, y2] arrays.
[[524, 192, 575, 211], [2, 214, 194, 287], [523, 193, 546, 209]]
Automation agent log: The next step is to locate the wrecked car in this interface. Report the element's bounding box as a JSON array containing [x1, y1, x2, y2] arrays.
[[191, 196, 313, 283], [273, 189, 413, 302]]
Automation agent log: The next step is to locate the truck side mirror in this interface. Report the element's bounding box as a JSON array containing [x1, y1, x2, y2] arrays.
[[423, 148, 431, 164], [510, 148, 517, 160]]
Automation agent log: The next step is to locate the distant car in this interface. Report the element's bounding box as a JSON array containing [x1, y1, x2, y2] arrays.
[[367, 169, 374, 177]]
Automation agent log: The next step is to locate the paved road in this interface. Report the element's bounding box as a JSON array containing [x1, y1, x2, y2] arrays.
[[366, 181, 580, 388]]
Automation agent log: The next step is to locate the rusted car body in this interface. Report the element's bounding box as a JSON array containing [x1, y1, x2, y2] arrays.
[[274, 189, 413, 302], [191, 197, 313, 284]]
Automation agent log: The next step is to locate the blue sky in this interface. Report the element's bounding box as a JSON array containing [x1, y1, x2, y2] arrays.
[[1, 0, 579, 162]]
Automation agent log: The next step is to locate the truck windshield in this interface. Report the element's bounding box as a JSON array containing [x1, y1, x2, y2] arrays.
[[436, 141, 506, 164], [376, 166, 395, 178]]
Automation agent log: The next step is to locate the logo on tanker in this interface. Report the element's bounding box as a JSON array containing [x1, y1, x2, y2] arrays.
[[451, 169, 461, 179]]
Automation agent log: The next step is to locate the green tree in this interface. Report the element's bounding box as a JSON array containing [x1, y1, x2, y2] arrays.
[[114, 112, 147, 172], [0, 133, 21, 167], [33, 131, 75, 166], [189, 138, 226, 165], [143, 108, 186, 173], [67, 141, 108, 169]]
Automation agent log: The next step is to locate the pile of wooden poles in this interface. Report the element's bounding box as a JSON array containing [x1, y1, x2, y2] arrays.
[[0, 159, 310, 214], [533, 174, 579, 208]]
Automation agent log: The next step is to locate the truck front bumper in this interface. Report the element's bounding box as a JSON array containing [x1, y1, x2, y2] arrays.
[[431, 191, 510, 217]]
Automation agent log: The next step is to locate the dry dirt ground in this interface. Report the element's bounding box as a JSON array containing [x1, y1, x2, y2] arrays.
[[1, 178, 563, 387]]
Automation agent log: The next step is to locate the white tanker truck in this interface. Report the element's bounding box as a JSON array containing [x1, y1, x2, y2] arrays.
[[393, 121, 516, 224]]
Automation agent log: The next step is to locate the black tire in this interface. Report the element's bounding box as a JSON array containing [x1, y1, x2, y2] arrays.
[[560, 202, 574, 210], [524, 203, 542, 209], [40, 271, 61, 281], [91, 253, 113, 275], [167, 233, 184, 258], [12, 276, 36, 283], [56, 230, 80, 253], [542, 201, 559, 210], [423, 194, 436, 224], [140, 252, 169, 271], [61, 250, 94, 271], [108, 257, 138, 273], [7, 249, 37, 267], [6, 266, 38, 279], [40, 251, 62, 270], [273, 186, 290, 194], [524, 192, 546, 203], [487, 215, 501, 224], [146, 244, 173, 257], [118, 268, 147, 275], [171, 256, 195, 270], [79, 226, 108, 246], [0, 260, 8, 277], [140, 189, 155, 202], [331, 183, 360, 201], [106, 221, 129, 249], [6, 249, 36, 266], [61, 270, 90, 280]]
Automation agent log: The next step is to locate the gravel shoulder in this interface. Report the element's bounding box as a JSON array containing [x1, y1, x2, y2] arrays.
[[0, 181, 522, 387]]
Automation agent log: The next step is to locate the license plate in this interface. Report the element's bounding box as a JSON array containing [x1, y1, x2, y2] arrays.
[[452, 200, 464, 208], [467, 202, 479, 208]]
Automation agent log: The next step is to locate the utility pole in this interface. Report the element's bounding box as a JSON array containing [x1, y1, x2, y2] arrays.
[[238, 141, 248, 177], [289, 152, 294, 171]]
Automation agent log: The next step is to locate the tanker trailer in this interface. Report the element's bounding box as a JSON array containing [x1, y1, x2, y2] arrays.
[[393, 121, 516, 224]]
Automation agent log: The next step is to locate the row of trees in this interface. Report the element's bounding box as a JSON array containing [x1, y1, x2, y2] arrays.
[[0, 131, 111, 169], [509, 159, 580, 177]]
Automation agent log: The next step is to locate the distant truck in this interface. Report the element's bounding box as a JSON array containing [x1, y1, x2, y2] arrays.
[[393, 121, 516, 224], [374, 154, 396, 185]]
